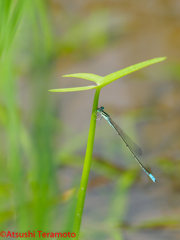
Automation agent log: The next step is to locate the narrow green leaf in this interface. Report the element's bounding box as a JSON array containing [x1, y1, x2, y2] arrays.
[[135, 218, 180, 230], [4, 0, 12, 13], [100, 57, 167, 87], [63, 73, 102, 84], [49, 85, 97, 92], [4, 0, 26, 53], [34, 0, 52, 54]]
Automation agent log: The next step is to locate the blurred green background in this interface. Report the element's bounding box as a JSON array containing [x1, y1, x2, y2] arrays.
[[1, 0, 180, 239]]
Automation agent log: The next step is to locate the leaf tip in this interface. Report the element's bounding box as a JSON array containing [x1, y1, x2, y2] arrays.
[[159, 56, 167, 61], [62, 74, 70, 78], [48, 89, 56, 92]]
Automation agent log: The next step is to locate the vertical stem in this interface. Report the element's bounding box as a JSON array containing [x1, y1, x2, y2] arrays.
[[73, 88, 100, 239]]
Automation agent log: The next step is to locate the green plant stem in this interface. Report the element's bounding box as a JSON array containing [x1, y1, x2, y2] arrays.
[[73, 88, 100, 239]]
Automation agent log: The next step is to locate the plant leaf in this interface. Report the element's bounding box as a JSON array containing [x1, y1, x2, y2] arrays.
[[63, 73, 103, 84], [99, 57, 167, 87], [49, 57, 166, 92], [49, 85, 97, 92]]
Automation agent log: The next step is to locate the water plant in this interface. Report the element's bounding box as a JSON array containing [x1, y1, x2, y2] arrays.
[[50, 57, 166, 239]]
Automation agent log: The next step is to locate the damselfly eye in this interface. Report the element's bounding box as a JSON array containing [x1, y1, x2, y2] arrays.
[[97, 106, 104, 111]]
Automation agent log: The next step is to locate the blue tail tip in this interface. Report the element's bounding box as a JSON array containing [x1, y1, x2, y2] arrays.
[[149, 174, 156, 183]]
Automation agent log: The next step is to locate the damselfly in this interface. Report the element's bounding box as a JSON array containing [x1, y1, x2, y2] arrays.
[[97, 106, 156, 182]]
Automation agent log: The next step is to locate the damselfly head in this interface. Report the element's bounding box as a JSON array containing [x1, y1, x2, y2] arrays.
[[97, 106, 104, 112]]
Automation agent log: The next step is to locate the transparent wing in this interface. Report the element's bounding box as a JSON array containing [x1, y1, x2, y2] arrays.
[[108, 117, 156, 182], [108, 117, 142, 157]]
